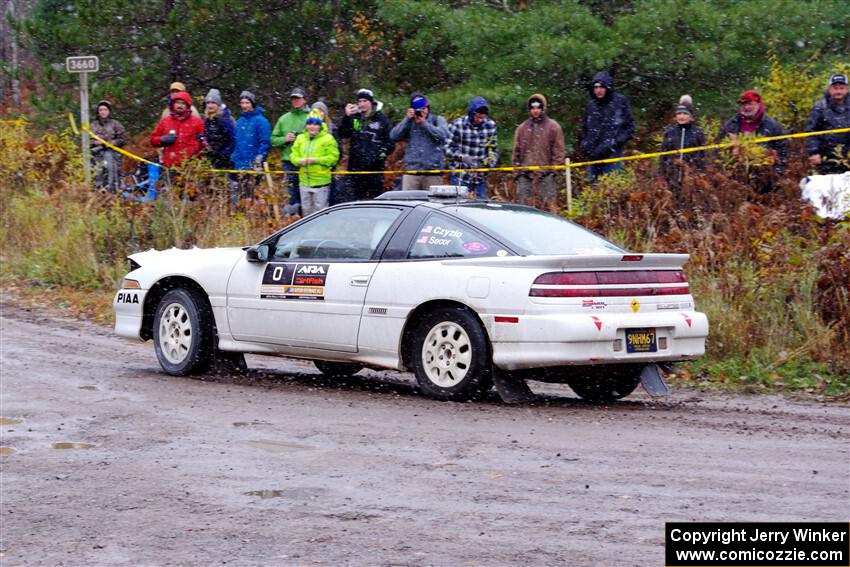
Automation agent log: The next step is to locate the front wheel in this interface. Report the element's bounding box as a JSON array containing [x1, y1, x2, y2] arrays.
[[153, 288, 213, 376], [411, 307, 492, 401], [567, 365, 641, 402]]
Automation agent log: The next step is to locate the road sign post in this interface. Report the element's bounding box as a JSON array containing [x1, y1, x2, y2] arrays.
[[66, 56, 99, 187]]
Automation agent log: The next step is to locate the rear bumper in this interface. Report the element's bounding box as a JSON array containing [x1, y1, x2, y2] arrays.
[[487, 311, 708, 371]]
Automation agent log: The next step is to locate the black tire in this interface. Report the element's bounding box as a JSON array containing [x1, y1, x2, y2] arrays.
[[153, 288, 213, 376], [313, 360, 364, 377], [411, 307, 492, 401], [567, 365, 641, 402]]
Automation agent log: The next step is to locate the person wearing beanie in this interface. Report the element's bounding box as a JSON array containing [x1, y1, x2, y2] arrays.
[[230, 90, 271, 203], [445, 96, 498, 198], [271, 86, 311, 215], [717, 89, 787, 175], [151, 90, 206, 167], [202, 88, 235, 170], [659, 94, 707, 184], [512, 93, 565, 210], [390, 92, 450, 190], [290, 110, 340, 216], [338, 88, 395, 201], [90, 100, 128, 192], [580, 71, 635, 182], [805, 73, 850, 174]]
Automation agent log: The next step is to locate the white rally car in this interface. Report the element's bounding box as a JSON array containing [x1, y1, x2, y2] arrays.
[[114, 188, 708, 402]]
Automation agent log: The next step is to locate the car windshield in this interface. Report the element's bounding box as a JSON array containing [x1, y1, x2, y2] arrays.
[[449, 203, 624, 255]]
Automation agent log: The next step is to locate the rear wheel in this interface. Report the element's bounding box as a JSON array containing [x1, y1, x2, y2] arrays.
[[153, 288, 213, 376], [567, 365, 641, 402], [313, 360, 364, 377], [411, 307, 492, 401]]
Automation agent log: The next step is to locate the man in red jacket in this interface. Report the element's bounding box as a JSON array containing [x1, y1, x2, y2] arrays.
[[151, 91, 205, 167]]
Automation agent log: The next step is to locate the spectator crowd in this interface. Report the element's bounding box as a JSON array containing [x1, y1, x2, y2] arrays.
[[88, 72, 850, 215]]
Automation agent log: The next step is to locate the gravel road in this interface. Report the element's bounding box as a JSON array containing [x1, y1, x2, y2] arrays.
[[1, 304, 848, 566]]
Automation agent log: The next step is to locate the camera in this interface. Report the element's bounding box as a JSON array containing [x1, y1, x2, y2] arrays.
[[414, 109, 423, 118]]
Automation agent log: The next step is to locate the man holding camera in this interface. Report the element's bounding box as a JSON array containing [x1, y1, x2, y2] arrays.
[[271, 86, 311, 215], [338, 88, 395, 201], [390, 93, 450, 190]]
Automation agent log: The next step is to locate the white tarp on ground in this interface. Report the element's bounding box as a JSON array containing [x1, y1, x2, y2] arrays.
[[800, 173, 850, 220]]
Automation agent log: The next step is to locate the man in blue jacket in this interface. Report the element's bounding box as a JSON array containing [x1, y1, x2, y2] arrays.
[[580, 71, 635, 182], [390, 93, 450, 190], [232, 90, 271, 203]]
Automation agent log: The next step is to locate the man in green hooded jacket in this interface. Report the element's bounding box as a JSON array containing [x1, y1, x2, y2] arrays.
[[271, 86, 310, 215]]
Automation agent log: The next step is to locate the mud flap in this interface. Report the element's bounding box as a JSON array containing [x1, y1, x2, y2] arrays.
[[640, 364, 670, 397], [492, 368, 536, 404]]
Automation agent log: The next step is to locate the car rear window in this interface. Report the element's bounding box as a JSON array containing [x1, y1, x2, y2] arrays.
[[450, 203, 624, 255]]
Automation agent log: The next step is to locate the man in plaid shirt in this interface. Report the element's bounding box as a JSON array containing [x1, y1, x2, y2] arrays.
[[445, 96, 498, 198]]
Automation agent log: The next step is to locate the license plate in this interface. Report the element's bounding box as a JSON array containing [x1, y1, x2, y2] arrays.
[[626, 328, 657, 353]]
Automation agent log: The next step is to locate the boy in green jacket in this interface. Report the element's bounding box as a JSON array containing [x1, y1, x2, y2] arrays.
[[271, 87, 310, 215], [290, 112, 340, 217]]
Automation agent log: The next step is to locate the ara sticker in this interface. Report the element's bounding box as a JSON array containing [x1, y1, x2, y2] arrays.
[[261, 263, 329, 300], [463, 241, 490, 254]]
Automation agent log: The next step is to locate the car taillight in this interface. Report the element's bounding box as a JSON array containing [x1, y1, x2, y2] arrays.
[[529, 270, 689, 297]]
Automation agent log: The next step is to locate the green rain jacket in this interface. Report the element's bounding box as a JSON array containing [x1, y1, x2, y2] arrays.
[[271, 107, 310, 163], [290, 120, 340, 188]]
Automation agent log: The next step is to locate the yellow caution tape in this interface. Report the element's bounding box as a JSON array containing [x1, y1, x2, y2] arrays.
[[76, 124, 850, 177]]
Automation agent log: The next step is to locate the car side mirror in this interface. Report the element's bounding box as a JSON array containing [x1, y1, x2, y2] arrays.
[[246, 244, 269, 263]]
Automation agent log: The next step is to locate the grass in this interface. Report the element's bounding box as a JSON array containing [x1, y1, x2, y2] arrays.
[[1, 120, 848, 399]]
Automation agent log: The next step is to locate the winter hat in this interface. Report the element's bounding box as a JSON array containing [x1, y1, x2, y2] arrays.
[[829, 73, 848, 86], [310, 101, 329, 120], [239, 90, 257, 106], [169, 82, 187, 92], [411, 93, 429, 110], [170, 91, 193, 108], [290, 86, 307, 98], [737, 90, 761, 104], [356, 88, 375, 103], [96, 100, 112, 113], [305, 116, 323, 126], [676, 94, 694, 117], [528, 94, 545, 109], [204, 89, 222, 106]]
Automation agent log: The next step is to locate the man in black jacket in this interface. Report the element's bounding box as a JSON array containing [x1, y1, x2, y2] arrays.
[[580, 71, 635, 182], [805, 73, 850, 174], [338, 88, 395, 201]]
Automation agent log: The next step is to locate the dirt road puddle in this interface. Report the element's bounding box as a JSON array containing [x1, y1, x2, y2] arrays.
[[245, 440, 312, 452], [0, 447, 15, 455], [244, 487, 327, 500], [78, 385, 98, 391], [0, 418, 22, 425], [52, 443, 96, 450]]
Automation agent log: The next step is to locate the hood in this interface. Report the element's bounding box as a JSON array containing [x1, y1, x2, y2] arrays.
[[527, 93, 547, 116], [466, 96, 490, 121], [589, 71, 615, 101], [240, 106, 265, 119], [369, 100, 384, 116], [170, 91, 193, 110]]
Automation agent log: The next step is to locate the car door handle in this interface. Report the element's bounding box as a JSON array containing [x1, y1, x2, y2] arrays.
[[350, 275, 371, 287]]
